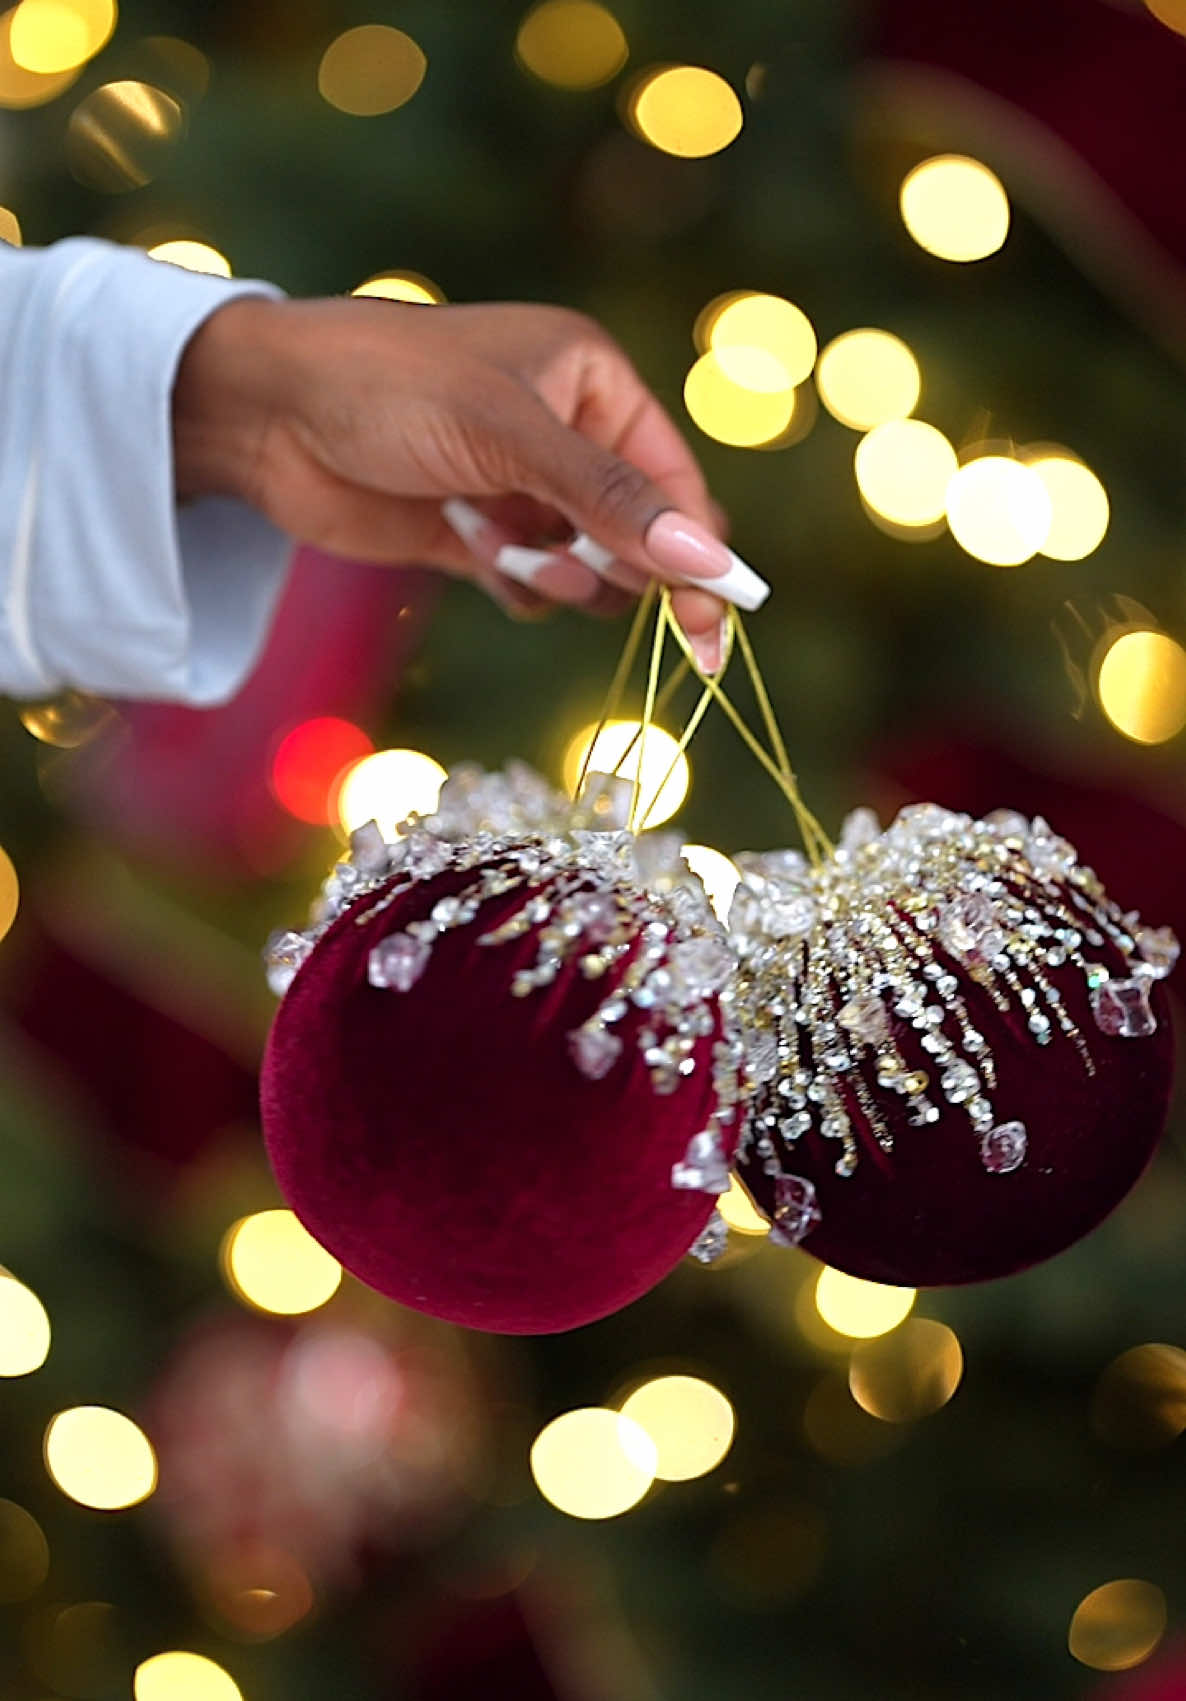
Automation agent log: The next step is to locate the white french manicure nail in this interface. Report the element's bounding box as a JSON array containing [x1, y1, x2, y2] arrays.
[[683, 550, 770, 613], [494, 544, 561, 587], [441, 497, 488, 548], [568, 532, 616, 573]]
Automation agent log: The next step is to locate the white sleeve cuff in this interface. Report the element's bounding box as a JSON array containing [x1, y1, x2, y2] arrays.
[[0, 237, 294, 705]]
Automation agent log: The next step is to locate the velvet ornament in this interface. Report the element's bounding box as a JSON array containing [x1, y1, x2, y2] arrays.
[[261, 769, 743, 1333], [730, 803, 1176, 1286]]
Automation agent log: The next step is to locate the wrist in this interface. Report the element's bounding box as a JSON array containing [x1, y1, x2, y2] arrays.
[[171, 294, 286, 505]]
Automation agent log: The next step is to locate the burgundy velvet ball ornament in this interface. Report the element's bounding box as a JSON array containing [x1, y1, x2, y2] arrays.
[[730, 804, 1177, 1286], [260, 767, 744, 1333]]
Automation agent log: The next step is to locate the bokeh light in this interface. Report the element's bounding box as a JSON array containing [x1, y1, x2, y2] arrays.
[[135, 1651, 244, 1701], [44, 1406, 157, 1510], [620, 1375, 735, 1480], [148, 238, 230, 275], [221, 1210, 342, 1317], [684, 351, 797, 447], [1092, 1343, 1186, 1450], [28, 1600, 124, 1694], [515, 1, 627, 89], [9, 0, 114, 74], [1097, 630, 1186, 744], [849, 1318, 964, 1421], [815, 328, 921, 430], [802, 1373, 907, 1464], [945, 455, 1052, 566], [269, 716, 374, 826], [854, 419, 958, 527], [135, 34, 208, 102], [1068, 1580, 1167, 1672], [0, 1501, 50, 1602], [530, 1407, 657, 1518], [203, 1546, 315, 1640], [680, 844, 739, 922], [351, 270, 444, 304], [1026, 450, 1110, 560], [18, 689, 114, 747], [65, 79, 184, 192], [707, 291, 817, 390], [716, 1174, 769, 1236], [629, 64, 743, 158], [336, 747, 448, 840], [0, 844, 18, 945], [0, 4, 78, 105], [318, 25, 426, 117], [1143, 0, 1186, 35], [0, 204, 20, 243], [899, 154, 1010, 262], [0, 1273, 50, 1375], [563, 720, 690, 827], [814, 1268, 915, 1339]]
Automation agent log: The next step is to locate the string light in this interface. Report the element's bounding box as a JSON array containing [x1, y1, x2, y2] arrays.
[[0, 845, 17, 945], [620, 1375, 735, 1480], [1097, 630, 1186, 744], [716, 1173, 769, 1236], [814, 1267, 915, 1338], [899, 154, 1010, 262], [815, 328, 921, 430], [0, 1273, 50, 1375], [707, 291, 817, 391], [1025, 450, 1110, 560], [135, 1652, 244, 1701], [680, 844, 739, 921], [9, 0, 114, 75], [945, 455, 1052, 566], [269, 716, 374, 826], [1068, 1580, 1167, 1672], [848, 1318, 964, 1421], [530, 1407, 657, 1518], [628, 64, 743, 158], [562, 720, 690, 827], [0, 4, 78, 105], [44, 1406, 157, 1510], [65, 79, 184, 193], [318, 25, 426, 117], [515, 1, 627, 89], [221, 1210, 342, 1317], [351, 271, 444, 304], [147, 238, 230, 275], [0, 1500, 50, 1602], [684, 351, 797, 447], [336, 748, 448, 840], [854, 418, 957, 528]]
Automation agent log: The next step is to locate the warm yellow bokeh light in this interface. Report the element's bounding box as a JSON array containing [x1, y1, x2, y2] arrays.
[[1068, 1580, 1167, 1672], [815, 328, 921, 430], [945, 455, 1052, 566], [563, 720, 690, 828], [630, 64, 743, 158], [620, 1375, 736, 1480], [530, 1407, 657, 1518], [854, 418, 958, 527], [351, 271, 444, 305], [849, 1318, 964, 1421], [1027, 453, 1110, 561], [515, 1, 627, 89], [0, 845, 17, 945], [1144, 0, 1186, 36], [44, 1406, 157, 1510], [65, 79, 184, 193], [10, 0, 114, 74], [1091, 1342, 1186, 1450], [336, 748, 448, 840], [0, 5, 78, 104], [0, 205, 20, 243], [221, 1210, 342, 1317], [716, 1174, 769, 1236], [0, 1500, 50, 1602], [0, 1275, 50, 1376], [147, 238, 230, 276], [1098, 630, 1186, 745], [684, 351, 796, 448], [135, 1651, 244, 1701], [318, 24, 426, 117], [680, 844, 739, 922], [899, 154, 1010, 262], [708, 292, 817, 391], [814, 1267, 915, 1339]]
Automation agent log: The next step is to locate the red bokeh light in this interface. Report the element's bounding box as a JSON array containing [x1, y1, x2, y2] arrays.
[[270, 718, 374, 825]]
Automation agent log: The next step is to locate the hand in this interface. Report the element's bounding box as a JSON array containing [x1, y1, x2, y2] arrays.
[[171, 295, 768, 672]]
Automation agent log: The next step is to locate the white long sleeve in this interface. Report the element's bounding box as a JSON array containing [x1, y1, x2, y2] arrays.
[[0, 237, 294, 705]]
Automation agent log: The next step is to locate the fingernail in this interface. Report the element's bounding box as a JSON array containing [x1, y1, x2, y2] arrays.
[[496, 546, 598, 601], [646, 511, 770, 612], [441, 497, 488, 549], [689, 619, 727, 676], [568, 532, 616, 572]]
